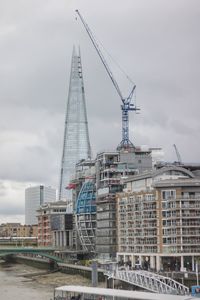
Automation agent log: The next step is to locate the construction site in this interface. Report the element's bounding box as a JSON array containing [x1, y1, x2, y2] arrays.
[[57, 11, 200, 276]]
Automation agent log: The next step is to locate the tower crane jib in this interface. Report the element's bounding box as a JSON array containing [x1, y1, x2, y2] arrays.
[[75, 10, 139, 149]]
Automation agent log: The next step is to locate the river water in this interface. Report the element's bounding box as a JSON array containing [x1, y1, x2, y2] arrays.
[[0, 262, 53, 300]]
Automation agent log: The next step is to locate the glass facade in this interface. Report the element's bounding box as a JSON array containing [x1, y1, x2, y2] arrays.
[[76, 181, 96, 252], [59, 47, 91, 206], [25, 185, 56, 225]]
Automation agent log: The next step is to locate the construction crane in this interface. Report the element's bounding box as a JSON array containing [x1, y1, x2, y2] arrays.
[[173, 144, 182, 164], [75, 10, 139, 150]]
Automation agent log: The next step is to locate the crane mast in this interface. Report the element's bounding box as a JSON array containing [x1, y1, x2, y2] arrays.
[[76, 10, 139, 150]]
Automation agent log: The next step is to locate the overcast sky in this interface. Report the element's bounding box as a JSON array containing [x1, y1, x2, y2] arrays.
[[0, 0, 199, 223]]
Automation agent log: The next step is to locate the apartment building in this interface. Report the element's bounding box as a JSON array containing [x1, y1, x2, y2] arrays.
[[116, 165, 200, 271], [37, 201, 73, 247], [0, 223, 38, 237]]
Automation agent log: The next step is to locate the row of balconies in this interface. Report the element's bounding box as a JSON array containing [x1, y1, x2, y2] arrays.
[[119, 234, 157, 239], [182, 246, 200, 253], [162, 239, 200, 245], [119, 195, 200, 204], [119, 205, 154, 213], [162, 196, 200, 201], [119, 207, 200, 216], [120, 242, 157, 247], [182, 212, 200, 217], [182, 204, 200, 209], [119, 245, 200, 254], [118, 239, 200, 246], [119, 245, 154, 253], [119, 207, 156, 213], [162, 214, 200, 219], [119, 219, 154, 224], [119, 246, 157, 253], [182, 221, 200, 226], [135, 241, 157, 245], [119, 228, 200, 238], [163, 229, 200, 235], [119, 244, 200, 253], [162, 203, 200, 209], [161, 246, 200, 254]]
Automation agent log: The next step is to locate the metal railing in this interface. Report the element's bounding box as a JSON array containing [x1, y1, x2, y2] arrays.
[[104, 268, 189, 295]]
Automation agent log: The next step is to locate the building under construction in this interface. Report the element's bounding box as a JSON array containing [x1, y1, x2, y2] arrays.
[[71, 146, 155, 259]]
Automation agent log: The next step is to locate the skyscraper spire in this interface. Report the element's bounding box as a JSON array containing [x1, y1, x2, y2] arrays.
[[59, 46, 91, 207]]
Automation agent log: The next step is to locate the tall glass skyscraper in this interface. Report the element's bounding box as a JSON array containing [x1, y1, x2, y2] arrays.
[[25, 185, 56, 225], [59, 47, 91, 208]]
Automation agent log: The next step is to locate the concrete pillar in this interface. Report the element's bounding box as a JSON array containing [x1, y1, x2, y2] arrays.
[[156, 256, 161, 271], [61, 231, 64, 247], [132, 255, 135, 267], [52, 232, 54, 246], [56, 232, 59, 247], [116, 253, 119, 263], [56, 231, 59, 247], [59, 231, 62, 247], [180, 256, 184, 272], [59, 232, 61, 247], [69, 231, 72, 247], [55, 232, 57, 247], [150, 256, 156, 270], [91, 261, 98, 287], [57, 232, 59, 247], [192, 256, 195, 272], [53, 232, 56, 246], [63, 231, 66, 246]]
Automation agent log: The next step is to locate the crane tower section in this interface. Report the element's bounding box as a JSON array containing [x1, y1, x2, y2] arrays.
[[76, 10, 139, 150]]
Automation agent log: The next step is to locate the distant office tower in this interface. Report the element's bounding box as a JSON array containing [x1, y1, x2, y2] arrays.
[[59, 47, 91, 206], [25, 185, 56, 225]]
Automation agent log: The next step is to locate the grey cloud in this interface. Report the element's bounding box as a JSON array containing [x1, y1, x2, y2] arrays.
[[0, 203, 24, 215], [169, 119, 197, 136], [0, 0, 200, 218]]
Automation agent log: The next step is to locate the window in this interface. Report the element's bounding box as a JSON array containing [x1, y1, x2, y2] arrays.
[[145, 194, 154, 201], [162, 190, 176, 200]]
